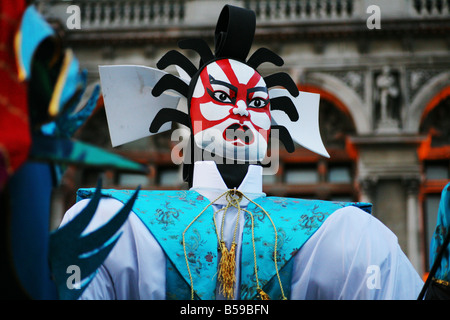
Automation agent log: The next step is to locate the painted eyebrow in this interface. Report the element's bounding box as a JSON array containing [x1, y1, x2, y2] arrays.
[[209, 75, 237, 92], [247, 86, 268, 94]]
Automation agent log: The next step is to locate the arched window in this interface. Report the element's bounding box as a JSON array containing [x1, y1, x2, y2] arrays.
[[264, 85, 358, 202], [419, 87, 450, 270], [420, 92, 450, 148]]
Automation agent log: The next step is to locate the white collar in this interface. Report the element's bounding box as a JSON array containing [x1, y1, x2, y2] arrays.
[[190, 161, 265, 205]]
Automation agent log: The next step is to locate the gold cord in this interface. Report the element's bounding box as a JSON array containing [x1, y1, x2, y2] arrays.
[[182, 189, 287, 300], [182, 190, 230, 300], [241, 192, 287, 300], [433, 277, 450, 287], [213, 189, 243, 299], [243, 209, 263, 294]]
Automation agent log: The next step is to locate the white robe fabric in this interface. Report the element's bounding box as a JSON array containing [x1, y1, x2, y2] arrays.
[[60, 161, 424, 300]]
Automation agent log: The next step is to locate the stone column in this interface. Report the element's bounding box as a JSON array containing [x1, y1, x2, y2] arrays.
[[405, 177, 422, 273], [359, 177, 377, 204]]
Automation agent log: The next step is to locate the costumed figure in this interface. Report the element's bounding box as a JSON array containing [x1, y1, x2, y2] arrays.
[[59, 5, 428, 300], [1, 2, 146, 300]]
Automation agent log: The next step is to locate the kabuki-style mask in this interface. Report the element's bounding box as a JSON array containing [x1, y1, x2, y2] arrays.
[[99, 5, 329, 185], [190, 58, 271, 162]]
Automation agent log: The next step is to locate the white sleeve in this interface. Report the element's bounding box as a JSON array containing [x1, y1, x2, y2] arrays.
[[60, 199, 119, 300], [290, 206, 424, 300], [60, 198, 166, 300]]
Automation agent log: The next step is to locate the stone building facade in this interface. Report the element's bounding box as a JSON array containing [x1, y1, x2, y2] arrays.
[[38, 0, 450, 276]]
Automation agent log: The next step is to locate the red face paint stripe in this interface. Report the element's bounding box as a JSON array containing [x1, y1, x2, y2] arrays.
[[216, 59, 239, 86], [190, 59, 271, 145]]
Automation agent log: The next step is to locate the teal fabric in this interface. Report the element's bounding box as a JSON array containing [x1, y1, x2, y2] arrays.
[[41, 84, 100, 138], [31, 134, 147, 173], [77, 189, 371, 300], [18, 5, 55, 80], [166, 259, 197, 300], [19, 5, 85, 115], [58, 53, 83, 112], [429, 182, 450, 282]]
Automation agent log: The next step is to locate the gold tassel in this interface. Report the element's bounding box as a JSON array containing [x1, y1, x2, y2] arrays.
[[218, 241, 237, 299], [257, 288, 271, 300]]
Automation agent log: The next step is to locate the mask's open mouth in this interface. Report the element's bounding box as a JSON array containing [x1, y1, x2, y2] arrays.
[[223, 123, 255, 146]]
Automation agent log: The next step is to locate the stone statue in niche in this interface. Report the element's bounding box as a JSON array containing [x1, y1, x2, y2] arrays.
[[374, 66, 401, 133]]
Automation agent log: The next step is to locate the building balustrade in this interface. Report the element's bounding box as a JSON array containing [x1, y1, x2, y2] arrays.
[[36, 0, 450, 31], [412, 0, 450, 17], [77, 1, 186, 28], [38, 0, 186, 29], [243, 0, 355, 22]]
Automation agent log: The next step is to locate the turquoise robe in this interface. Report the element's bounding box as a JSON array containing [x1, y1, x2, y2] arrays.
[[77, 188, 371, 300]]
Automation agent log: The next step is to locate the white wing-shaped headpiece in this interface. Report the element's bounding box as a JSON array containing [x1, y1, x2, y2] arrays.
[[99, 65, 329, 158], [99, 65, 181, 147], [98, 5, 329, 161], [270, 89, 329, 158]]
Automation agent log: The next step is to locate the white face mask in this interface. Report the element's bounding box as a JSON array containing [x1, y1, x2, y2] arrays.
[[190, 59, 271, 162]]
